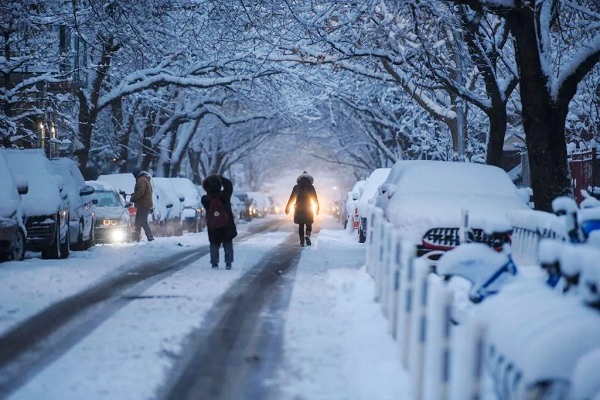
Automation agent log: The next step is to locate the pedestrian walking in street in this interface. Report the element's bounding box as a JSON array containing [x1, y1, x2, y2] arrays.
[[285, 171, 320, 246], [130, 168, 154, 242], [202, 175, 237, 269]]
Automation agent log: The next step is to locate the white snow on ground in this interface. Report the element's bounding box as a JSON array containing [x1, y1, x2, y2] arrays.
[[3, 216, 412, 400], [277, 228, 411, 400]]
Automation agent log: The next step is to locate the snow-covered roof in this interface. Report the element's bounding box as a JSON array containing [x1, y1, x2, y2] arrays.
[[1, 149, 65, 217], [167, 178, 201, 207], [97, 173, 136, 194], [358, 168, 391, 217], [385, 161, 530, 241], [0, 151, 20, 219]]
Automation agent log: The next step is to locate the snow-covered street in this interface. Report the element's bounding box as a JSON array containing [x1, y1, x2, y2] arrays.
[[0, 215, 408, 400]]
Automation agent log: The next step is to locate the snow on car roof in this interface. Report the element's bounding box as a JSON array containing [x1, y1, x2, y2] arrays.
[[167, 178, 200, 207], [1, 149, 64, 217], [385, 161, 529, 241], [396, 161, 517, 196], [0, 151, 19, 218], [86, 180, 117, 192], [97, 173, 136, 194], [357, 168, 391, 216]]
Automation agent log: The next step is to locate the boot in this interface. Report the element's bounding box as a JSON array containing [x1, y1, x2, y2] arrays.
[[305, 236, 311, 246]]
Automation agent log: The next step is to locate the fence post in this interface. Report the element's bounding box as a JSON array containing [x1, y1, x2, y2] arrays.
[[374, 209, 386, 302], [366, 205, 377, 275], [409, 258, 431, 400], [423, 276, 454, 400], [381, 222, 395, 317], [388, 230, 401, 338], [397, 241, 416, 367]]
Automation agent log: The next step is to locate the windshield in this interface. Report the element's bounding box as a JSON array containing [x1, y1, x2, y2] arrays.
[[95, 191, 122, 207]]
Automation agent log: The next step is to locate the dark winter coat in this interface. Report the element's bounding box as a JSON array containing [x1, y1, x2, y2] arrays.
[[285, 172, 320, 225], [201, 175, 237, 244], [130, 172, 153, 210]]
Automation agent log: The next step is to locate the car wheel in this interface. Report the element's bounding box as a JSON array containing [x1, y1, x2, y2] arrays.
[[83, 221, 96, 249], [358, 226, 366, 243], [11, 228, 26, 261], [42, 219, 62, 259], [175, 220, 183, 236], [60, 227, 70, 259]]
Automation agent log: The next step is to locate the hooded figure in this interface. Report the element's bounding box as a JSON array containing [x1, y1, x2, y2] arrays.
[[130, 169, 154, 242], [201, 175, 237, 269], [285, 171, 320, 246]]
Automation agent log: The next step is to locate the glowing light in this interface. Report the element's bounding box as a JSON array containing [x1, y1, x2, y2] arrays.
[[110, 229, 126, 242]]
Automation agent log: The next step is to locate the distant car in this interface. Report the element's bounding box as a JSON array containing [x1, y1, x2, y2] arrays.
[[357, 168, 391, 243], [346, 180, 365, 232], [0, 151, 27, 261], [97, 173, 162, 237], [247, 191, 270, 218], [234, 191, 252, 221], [167, 177, 205, 233], [2, 149, 70, 259], [384, 161, 531, 256], [49, 158, 96, 250], [153, 178, 184, 236], [87, 181, 132, 244]]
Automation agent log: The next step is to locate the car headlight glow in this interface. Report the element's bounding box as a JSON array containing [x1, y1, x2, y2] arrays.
[[59, 210, 68, 227], [109, 228, 127, 242]]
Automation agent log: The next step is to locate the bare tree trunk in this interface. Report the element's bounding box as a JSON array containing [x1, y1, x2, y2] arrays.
[[507, 11, 572, 211], [187, 148, 202, 185], [74, 37, 116, 178]]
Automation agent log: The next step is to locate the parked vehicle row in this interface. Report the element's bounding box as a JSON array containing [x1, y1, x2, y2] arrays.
[[1, 149, 75, 260], [96, 173, 206, 238], [0, 149, 210, 262]]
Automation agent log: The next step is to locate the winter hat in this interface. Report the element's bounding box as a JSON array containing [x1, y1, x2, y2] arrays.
[[131, 167, 142, 178], [203, 175, 222, 194], [296, 170, 314, 184]]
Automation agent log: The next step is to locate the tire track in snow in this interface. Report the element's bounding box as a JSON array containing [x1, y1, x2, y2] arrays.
[[159, 228, 317, 400], [0, 218, 282, 399]]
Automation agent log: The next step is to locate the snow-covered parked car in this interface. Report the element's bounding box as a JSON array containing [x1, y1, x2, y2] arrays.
[[357, 168, 391, 243], [87, 180, 132, 243], [49, 158, 96, 250], [168, 177, 205, 233], [384, 161, 531, 256], [97, 173, 161, 236], [1, 149, 70, 259], [153, 178, 184, 236], [0, 151, 28, 261], [247, 191, 270, 218], [346, 180, 365, 231]]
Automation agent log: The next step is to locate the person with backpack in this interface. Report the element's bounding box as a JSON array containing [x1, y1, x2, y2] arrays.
[[202, 175, 237, 269], [285, 171, 320, 246]]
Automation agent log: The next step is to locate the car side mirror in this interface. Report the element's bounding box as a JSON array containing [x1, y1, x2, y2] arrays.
[[53, 174, 65, 192], [14, 175, 28, 195], [178, 193, 185, 202], [80, 185, 95, 196], [166, 202, 173, 209], [92, 198, 98, 205], [517, 187, 532, 205], [386, 184, 397, 198], [352, 191, 360, 201]]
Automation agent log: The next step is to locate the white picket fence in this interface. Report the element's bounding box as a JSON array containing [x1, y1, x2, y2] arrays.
[[365, 206, 569, 400]]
